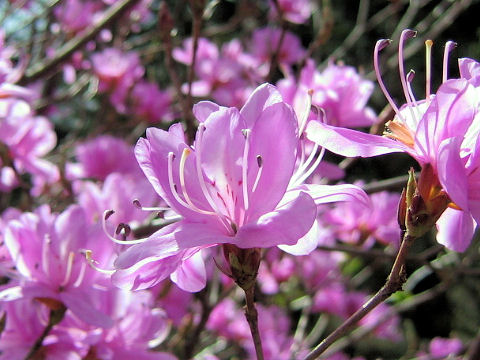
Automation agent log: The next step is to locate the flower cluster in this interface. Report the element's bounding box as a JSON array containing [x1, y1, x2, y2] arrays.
[[0, 1, 478, 359]]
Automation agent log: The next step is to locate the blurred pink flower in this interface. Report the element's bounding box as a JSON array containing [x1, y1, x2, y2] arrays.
[[91, 48, 144, 113], [131, 81, 174, 123], [278, 59, 377, 128], [325, 190, 401, 248], [269, 0, 312, 24], [66, 135, 140, 181]]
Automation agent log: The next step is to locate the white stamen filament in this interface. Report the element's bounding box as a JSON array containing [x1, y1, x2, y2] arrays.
[[251, 155, 263, 193], [241, 129, 251, 211], [443, 41, 457, 83], [42, 234, 51, 277], [102, 210, 148, 245], [425, 39, 433, 103], [194, 124, 233, 231], [168, 151, 215, 216], [292, 142, 319, 185], [294, 146, 326, 186], [374, 39, 405, 122], [85, 250, 115, 275], [298, 89, 313, 135], [133, 199, 170, 212], [73, 260, 86, 287], [60, 251, 75, 287]]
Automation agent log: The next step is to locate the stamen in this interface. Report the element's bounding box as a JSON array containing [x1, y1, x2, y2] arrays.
[[72, 260, 86, 287], [115, 223, 131, 239], [294, 146, 326, 185], [406, 70, 422, 120], [292, 142, 319, 185], [374, 39, 404, 121], [252, 155, 263, 193], [42, 234, 51, 277], [425, 40, 433, 102], [102, 210, 148, 245], [241, 129, 251, 211], [168, 151, 216, 216], [84, 250, 115, 275], [60, 251, 75, 287], [133, 199, 170, 212], [298, 89, 314, 135], [443, 41, 457, 83], [384, 121, 415, 148], [398, 29, 417, 121]]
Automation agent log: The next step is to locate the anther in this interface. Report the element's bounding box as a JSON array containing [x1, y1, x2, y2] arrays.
[[256, 155, 263, 168], [105, 209, 115, 220], [443, 41, 457, 83], [84, 250, 115, 275], [115, 223, 131, 238]]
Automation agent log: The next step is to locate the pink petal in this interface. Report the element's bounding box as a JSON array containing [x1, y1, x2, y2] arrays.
[[60, 289, 114, 328], [278, 220, 321, 255], [246, 102, 298, 221], [436, 208, 475, 252], [305, 120, 407, 157], [170, 251, 206, 292], [193, 101, 221, 123], [240, 83, 283, 129], [302, 183, 372, 208], [437, 137, 469, 211], [236, 191, 316, 248]]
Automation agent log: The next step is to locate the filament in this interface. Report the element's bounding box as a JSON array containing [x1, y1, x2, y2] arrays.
[[85, 250, 115, 275], [241, 129, 251, 212], [60, 251, 75, 287], [374, 39, 404, 122], [443, 41, 457, 83], [425, 39, 433, 102], [102, 210, 148, 245]]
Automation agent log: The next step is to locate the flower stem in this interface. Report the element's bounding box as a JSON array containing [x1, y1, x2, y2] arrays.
[[24, 305, 67, 360], [303, 232, 415, 360], [244, 285, 264, 360]]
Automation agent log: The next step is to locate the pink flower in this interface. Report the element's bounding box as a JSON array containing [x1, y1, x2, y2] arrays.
[[54, 0, 102, 35], [0, 299, 85, 359], [66, 135, 140, 181], [91, 48, 144, 113], [305, 30, 479, 251], [325, 190, 401, 248], [112, 83, 370, 292], [250, 27, 305, 73], [174, 38, 255, 107], [428, 337, 463, 358], [278, 59, 377, 128], [1, 205, 114, 328], [0, 97, 59, 194], [112, 84, 317, 291], [269, 0, 312, 24], [130, 81, 174, 123]]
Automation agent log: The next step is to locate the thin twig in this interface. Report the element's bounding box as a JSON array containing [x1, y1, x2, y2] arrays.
[[362, 174, 410, 194], [303, 232, 416, 360], [18, 0, 140, 84], [244, 286, 264, 360], [24, 306, 66, 360], [184, 288, 213, 359]]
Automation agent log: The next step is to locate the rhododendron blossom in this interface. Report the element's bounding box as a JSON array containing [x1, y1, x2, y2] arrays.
[[111, 83, 370, 291], [306, 30, 479, 251]]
